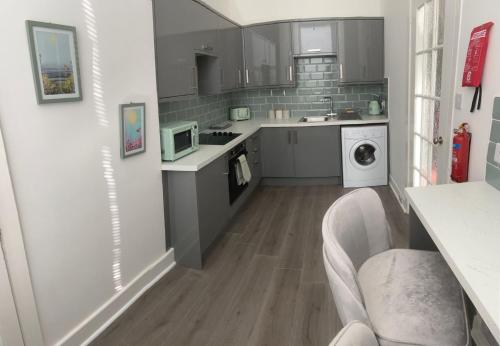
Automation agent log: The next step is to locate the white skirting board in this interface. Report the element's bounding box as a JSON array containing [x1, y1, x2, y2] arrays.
[[389, 175, 409, 214], [55, 248, 175, 346]]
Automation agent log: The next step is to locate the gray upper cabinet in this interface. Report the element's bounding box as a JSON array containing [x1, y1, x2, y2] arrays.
[[292, 20, 338, 56], [154, 0, 225, 100], [218, 19, 243, 91], [337, 19, 384, 84], [261, 126, 341, 178], [243, 23, 294, 88], [294, 126, 341, 177]]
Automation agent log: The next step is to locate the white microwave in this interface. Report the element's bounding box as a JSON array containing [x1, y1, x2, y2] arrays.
[[160, 121, 199, 161]]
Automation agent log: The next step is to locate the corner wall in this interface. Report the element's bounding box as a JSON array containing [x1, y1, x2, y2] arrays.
[[0, 1, 171, 344], [451, 0, 500, 182], [381, 0, 411, 207]]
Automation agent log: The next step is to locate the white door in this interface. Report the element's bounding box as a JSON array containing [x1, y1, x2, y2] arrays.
[[0, 240, 24, 346], [410, 0, 459, 186]]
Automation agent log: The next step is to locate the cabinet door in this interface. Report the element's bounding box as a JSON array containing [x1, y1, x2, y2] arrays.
[[293, 126, 341, 178], [197, 155, 230, 252], [337, 19, 384, 84], [247, 131, 262, 180], [219, 19, 243, 91], [261, 128, 295, 177], [292, 20, 338, 56], [244, 23, 293, 88], [154, 0, 220, 99]]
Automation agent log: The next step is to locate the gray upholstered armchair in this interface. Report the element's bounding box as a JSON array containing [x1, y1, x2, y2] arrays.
[[322, 188, 470, 346]]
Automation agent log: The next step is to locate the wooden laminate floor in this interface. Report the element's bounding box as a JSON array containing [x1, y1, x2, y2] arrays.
[[91, 185, 409, 346]]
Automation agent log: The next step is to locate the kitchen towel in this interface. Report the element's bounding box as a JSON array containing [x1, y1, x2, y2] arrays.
[[237, 154, 252, 184], [235, 161, 244, 186]]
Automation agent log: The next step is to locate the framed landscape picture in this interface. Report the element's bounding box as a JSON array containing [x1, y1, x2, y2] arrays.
[[26, 20, 82, 104], [120, 103, 146, 158]]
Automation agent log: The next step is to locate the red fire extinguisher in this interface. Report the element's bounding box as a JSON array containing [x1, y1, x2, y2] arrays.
[[451, 123, 471, 183]]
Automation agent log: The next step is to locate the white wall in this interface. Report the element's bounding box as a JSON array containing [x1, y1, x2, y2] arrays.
[[451, 0, 499, 181], [0, 0, 171, 345], [200, 0, 384, 25], [382, 0, 411, 205]]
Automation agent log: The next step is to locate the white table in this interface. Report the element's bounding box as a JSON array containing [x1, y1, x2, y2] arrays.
[[406, 182, 500, 343]]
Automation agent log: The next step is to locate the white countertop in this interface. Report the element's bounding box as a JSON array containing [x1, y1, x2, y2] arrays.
[[405, 182, 500, 343], [161, 115, 388, 172]]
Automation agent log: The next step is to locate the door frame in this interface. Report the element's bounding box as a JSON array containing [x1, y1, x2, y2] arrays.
[[0, 123, 45, 345], [0, 242, 23, 346], [407, 0, 462, 186]]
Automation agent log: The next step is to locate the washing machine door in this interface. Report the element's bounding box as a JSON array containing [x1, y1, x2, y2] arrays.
[[349, 140, 381, 170]]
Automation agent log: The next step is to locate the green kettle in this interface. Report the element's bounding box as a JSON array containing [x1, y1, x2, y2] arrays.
[[368, 100, 381, 115]]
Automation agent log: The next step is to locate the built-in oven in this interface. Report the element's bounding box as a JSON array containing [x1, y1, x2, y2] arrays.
[[160, 121, 199, 161], [228, 142, 249, 205]]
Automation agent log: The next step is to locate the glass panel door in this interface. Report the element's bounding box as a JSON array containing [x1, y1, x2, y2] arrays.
[[411, 0, 445, 187]]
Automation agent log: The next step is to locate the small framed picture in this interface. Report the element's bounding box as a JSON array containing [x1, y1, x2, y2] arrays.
[[119, 103, 146, 158], [26, 20, 82, 104]]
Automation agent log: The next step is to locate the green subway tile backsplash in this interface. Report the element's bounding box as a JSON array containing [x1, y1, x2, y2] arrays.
[[158, 57, 387, 130], [493, 97, 500, 120], [486, 164, 500, 190], [486, 97, 500, 190]]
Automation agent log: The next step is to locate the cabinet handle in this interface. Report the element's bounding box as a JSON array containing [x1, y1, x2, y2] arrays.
[[307, 48, 321, 52], [287, 130, 292, 144], [245, 69, 250, 84], [192, 66, 198, 90], [339, 63, 343, 80], [289, 65, 293, 82], [238, 69, 242, 86], [223, 172, 229, 176]]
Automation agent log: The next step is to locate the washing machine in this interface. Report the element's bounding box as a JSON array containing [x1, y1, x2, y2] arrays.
[[341, 125, 388, 188]]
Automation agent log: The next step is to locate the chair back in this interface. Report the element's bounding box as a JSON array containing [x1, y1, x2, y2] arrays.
[[329, 321, 379, 346], [322, 188, 392, 326]]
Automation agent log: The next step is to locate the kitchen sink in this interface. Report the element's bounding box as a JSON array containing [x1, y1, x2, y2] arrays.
[[298, 116, 330, 123]]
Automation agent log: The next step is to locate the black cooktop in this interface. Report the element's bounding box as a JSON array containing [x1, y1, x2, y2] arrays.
[[199, 132, 241, 145]]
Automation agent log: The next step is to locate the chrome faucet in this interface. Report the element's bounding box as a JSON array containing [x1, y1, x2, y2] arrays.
[[321, 96, 336, 117]]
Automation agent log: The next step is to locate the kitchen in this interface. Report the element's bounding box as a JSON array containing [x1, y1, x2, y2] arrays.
[[158, 1, 389, 269], [1, 0, 500, 345]]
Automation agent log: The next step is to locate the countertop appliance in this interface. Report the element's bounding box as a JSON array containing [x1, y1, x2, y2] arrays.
[[160, 121, 199, 161], [228, 143, 249, 204], [230, 107, 251, 121], [342, 125, 387, 187], [368, 100, 382, 115], [199, 131, 241, 145]]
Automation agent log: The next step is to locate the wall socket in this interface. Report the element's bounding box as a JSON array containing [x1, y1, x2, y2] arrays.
[[495, 143, 500, 164]]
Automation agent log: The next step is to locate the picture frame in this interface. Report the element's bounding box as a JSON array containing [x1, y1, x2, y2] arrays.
[[26, 20, 82, 104], [119, 103, 146, 158]]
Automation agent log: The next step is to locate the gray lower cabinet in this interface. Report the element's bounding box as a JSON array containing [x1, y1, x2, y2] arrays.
[[261, 128, 295, 177], [166, 154, 230, 269], [292, 20, 338, 56], [294, 126, 341, 177], [165, 133, 263, 269], [243, 22, 294, 88], [337, 19, 384, 84], [261, 126, 341, 178]]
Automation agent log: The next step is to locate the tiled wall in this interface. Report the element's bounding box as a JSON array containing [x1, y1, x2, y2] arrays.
[[231, 57, 386, 119], [158, 56, 386, 130], [158, 94, 232, 131], [486, 97, 500, 190]]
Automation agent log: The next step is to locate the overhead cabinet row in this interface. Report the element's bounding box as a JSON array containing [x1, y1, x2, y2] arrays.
[[153, 0, 384, 100]]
